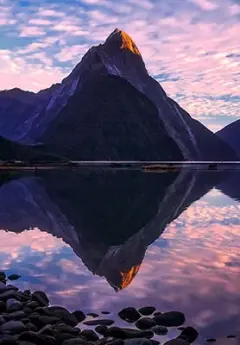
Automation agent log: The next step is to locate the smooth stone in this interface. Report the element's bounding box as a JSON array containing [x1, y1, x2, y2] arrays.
[[32, 291, 49, 307], [154, 312, 185, 327], [125, 339, 153, 345], [118, 308, 141, 323], [63, 338, 88, 345], [4, 311, 25, 321], [150, 341, 160, 345], [6, 299, 23, 313], [0, 301, 5, 312], [0, 316, 5, 325], [135, 318, 156, 330], [21, 319, 31, 325], [164, 340, 189, 345], [138, 307, 156, 316], [38, 324, 54, 335], [0, 336, 18, 345], [83, 319, 114, 326], [39, 316, 60, 325], [86, 313, 98, 318], [95, 325, 109, 336], [0, 272, 6, 280], [18, 342, 37, 345], [152, 326, 168, 335], [54, 333, 76, 343], [23, 308, 32, 315], [153, 312, 162, 317], [72, 311, 86, 323], [46, 306, 78, 327], [53, 323, 80, 335], [101, 311, 110, 315], [206, 339, 216, 343], [107, 341, 124, 345], [226, 335, 236, 339], [7, 275, 21, 281], [23, 290, 31, 296], [108, 327, 153, 339], [0, 321, 26, 333], [80, 329, 99, 341], [26, 301, 40, 309], [17, 332, 56, 345], [177, 326, 198, 343], [25, 323, 38, 332], [0, 291, 18, 301]]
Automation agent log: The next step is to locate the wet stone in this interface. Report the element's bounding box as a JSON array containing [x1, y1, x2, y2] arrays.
[[138, 307, 156, 316], [86, 313, 98, 318], [26, 301, 40, 309], [0, 321, 26, 333], [108, 327, 153, 340], [63, 338, 88, 345], [17, 331, 56, 345], [47, 306, 78, 327], [125, 339, 153, 345], [135, 318, 156, 330], [7, 275, 21, 281], [83, 319, 114, 326], [118, 308, 141, 323], [6, 299, 23, 313], [32, 291, 49, 307], [154, 312, 185, 327], [39, 315, 60, 325], [72, 311, 86, 323], [153, 312, 162, 317], [152, 325, 168, 335], [177, 326, 199, 343], [53, 323, 80, 335], [95, 325, 109, 336], [80, 329, 99, 341]]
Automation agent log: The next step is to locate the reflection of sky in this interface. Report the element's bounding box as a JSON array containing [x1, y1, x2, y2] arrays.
[[0, 188, 239, 344], [1, 0, 239, 131]]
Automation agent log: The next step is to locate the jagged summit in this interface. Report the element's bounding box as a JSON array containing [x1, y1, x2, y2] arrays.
[[105, 28, 141, 56]]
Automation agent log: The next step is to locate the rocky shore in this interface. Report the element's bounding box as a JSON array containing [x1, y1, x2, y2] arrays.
[[0, 272, 237, 345]]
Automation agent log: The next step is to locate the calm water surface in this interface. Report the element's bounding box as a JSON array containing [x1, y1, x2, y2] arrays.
[[0, 168, 239, 344]]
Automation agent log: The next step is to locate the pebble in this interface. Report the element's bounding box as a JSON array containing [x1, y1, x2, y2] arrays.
[[63, 338, 88, 345], [39, 315, 60, 325], [26, 301, 40, 309], [6, 299, 23, 313], [135, 318, 156, 330], [53, 323, 80, 335], [0, 291, 18, 301], [7, 275, 21, 281], [46, 306, 78, 327], [17, 331, 56, 345], [108, 327, 153, 339], [138, 307, 156, 316], [125, 339, 153, 345], [86, 313, 98, 318], [206, 339, 216, 343], [177, 326, 198, 343], [72, 311, 86, 323], [95, 325, 109, 336], [164, 340, 189, 345], [0, 321, 26, 333], [32, 291, 49, 307], [152, 325, 168, 335], [80, 329, 99, 341], [154, 312, 185, 327], [83, 319, 114, 326], [118, 308, 141, 323]]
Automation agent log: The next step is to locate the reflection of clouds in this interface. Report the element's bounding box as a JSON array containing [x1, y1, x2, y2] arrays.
[[0, 188, 239, 342]]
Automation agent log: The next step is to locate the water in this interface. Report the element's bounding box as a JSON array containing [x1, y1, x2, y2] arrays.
[[0, 168, 239, 344]]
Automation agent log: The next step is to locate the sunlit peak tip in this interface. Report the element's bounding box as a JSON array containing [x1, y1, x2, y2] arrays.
[[105, 28, 142, 56]]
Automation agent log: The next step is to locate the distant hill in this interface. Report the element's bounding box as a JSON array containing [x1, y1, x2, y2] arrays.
[[216, 120, 240, 158]]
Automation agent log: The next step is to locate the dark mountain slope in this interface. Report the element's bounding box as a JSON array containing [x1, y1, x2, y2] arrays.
[[42, 75, 183, 161], [216, 120, 240, 158]]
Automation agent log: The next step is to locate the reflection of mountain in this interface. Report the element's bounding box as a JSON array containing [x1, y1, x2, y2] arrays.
[[0, 169, 227, 290], [218, 171, 240, 202]]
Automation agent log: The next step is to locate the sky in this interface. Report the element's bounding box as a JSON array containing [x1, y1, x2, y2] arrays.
[[0, 0, 239, 132]]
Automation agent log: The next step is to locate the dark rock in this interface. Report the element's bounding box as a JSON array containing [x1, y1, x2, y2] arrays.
[[0, 301, 6, 312], [23, 290, 31, 296], [7, 275, 21, 281], [23, 308, 32, 315], [46, 306, 78, 327], [135, 318, 156, 330], [0, 290, 18, 301], [177, 327, 185, 331], [206, 339, 216, 343], [53, 323, 80, 335], [118, 308, 141, 323], [18, 342, 36, 345], [153, 312, 162, 317], [138, 307, 156, 316], [26, 301, 40, 309], [150, 341, 160, 345], [25, 323, 38, 332], [0, 336, 18, 345], [101, 311, 110, 315], [80, 329, 99, 341], [177, 326, 198, 343], [5, 311, 25, 320], [63, 338, 88, 345], [86, 313, 98, 318], [0, 272, 6, 281], [54, 333, 76, 344], [226, 335, 236, 338], [0, 321, 26, 333], [39, 316, 60, 325], [108, 327, 153, 339], [152, 325, 168, 335], [32, 291, 49, 307], [164, 340, 189, 345], [17, 331, 56, 345], [72, 311, 86, 323], [0, 316, 5, 325], [21, 318, 31, 324], [107, 341, 124, 345], [95, 325, 109, 336], [38, 324, 54, 336], [6, 299, 23, 313], [124, 339, 153, 345], [154, 312, 185, 327], [83, 319, 114, 326]]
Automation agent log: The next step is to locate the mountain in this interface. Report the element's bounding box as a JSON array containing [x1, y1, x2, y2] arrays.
[[0, 29, 237, 160], [0, 168, 227, 290], [216, 120, 240, 158]]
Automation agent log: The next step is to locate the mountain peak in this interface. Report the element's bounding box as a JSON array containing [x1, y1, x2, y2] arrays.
[[105, 28, 141, 56]]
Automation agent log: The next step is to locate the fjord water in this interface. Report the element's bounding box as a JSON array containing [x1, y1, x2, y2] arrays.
[[0, 168, 239, 344]]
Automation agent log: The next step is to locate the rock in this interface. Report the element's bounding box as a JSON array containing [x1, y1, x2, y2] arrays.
[[135, 318, 156, 330], [25, 323, 38, 332], [125, 340, 153, 345], [108, 327, 153, 339], [17, 331, 56, 345], [39, 316, 60, 325], [164, 340, 189, 345], [23, 308, 32, 315], [101, 311, 110, 315], [177, 326, 198, 343], [26, 301, 40, 309], [0, 301, 5, 312], [138, 307, 156, 316], [6, 299, 23, 313], [150, 341, 160, 345], [118, 308, 141, 323], [206, 339, 216, 343], [0, 290, 18, 301], [153, 312, 162, 317], [95, 325, 109, 336], [154, 312, 185, 327], [107, 341, 124, 345], [32, 291, 49, 307], [83, 319, 114, 326], [0, 315, 5, 325], [46, 306, 78, 327], [0, 272, 6, 281], [38, 324, 54, 336], [226, 335, 236, 338], [86, 313, 98, 318], [72, 311, 86, 323], [7, 275, 21, 281], [54, 333, 76, 344], [0, 321, 26, 333], [23, 290, 31, 296], [63, 338, 88, 345], [0, 336, 18, 345], [53, 323, 80, 335], [80, 329, 99, 341], [152, 325, 168, 335], [18, 342, 36, 345], [5, 311, 25, 321]]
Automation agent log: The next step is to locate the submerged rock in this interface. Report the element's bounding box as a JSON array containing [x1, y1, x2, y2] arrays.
[[72, 311, 86, 323], [177, 326, 198, 343], [135, 318, 156, 330], [138, 307, 156, 316], [118, 308, 141, 323], [152, 325, 168, 335], [154, 312, 185, 327], [8, 275, 21, 281], [83, 319, 114, 326]]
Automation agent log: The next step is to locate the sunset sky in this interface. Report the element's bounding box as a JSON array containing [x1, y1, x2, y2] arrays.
[[0, 0, 239, 131]]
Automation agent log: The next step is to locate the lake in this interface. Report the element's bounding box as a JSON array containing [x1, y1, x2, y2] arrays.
[[0, 168, 239, 344]]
